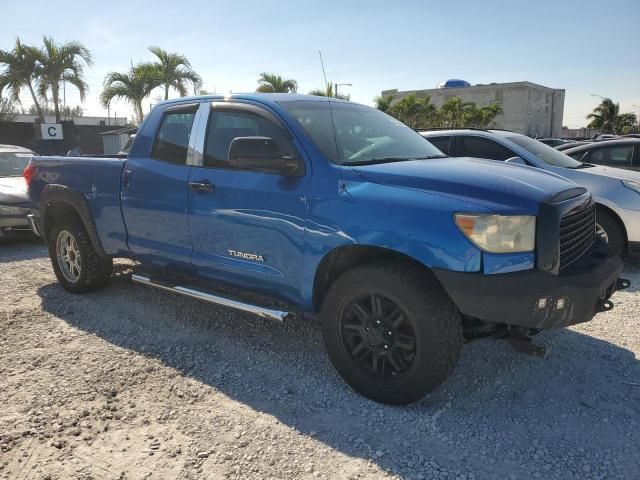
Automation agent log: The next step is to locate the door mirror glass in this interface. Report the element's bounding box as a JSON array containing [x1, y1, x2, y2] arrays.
[[228, 137, 303, 175], [506, 156, 527, 165]]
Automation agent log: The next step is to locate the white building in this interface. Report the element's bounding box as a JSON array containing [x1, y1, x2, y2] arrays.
[[382, 81, 565, 138]]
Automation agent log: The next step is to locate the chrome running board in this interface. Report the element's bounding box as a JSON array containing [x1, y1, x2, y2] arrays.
[[131, 274, 290, 322]]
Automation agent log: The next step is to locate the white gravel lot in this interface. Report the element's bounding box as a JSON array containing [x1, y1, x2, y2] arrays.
[[0, 237, 639, 480]]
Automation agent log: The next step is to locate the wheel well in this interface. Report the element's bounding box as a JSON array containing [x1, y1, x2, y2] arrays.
[[312, 245, 437, 312], [596, 203, 628, 245], [43, 201, 83, 242]]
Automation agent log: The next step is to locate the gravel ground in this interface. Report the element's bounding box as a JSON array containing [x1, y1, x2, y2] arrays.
[[1, 237, 639, 480]]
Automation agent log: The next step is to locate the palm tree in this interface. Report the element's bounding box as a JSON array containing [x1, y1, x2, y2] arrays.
[[0, 38, 45, 122], [148, 46, 201, 100], [308, 82, 349, 100], [439, 97, 475, 128], [374, 94, 394, 113], [101, 64, 161, 124], [388, 94, 437, 129], [37, 36, 93, 123], [256, 72, 297, 93], [587, 98, 620, 133]]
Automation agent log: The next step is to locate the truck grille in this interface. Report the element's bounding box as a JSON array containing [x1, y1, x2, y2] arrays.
[[559, 202, 596, 269]]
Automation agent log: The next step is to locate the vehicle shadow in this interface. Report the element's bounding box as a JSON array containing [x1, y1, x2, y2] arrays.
[[0, 235, 47, 262], [37, 267, 640, 478]]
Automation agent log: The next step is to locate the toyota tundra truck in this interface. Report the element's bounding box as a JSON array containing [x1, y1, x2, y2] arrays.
[[25, 94, 629, 404]]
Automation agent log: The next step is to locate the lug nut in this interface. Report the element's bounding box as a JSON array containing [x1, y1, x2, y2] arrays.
[[384, 345, 389, 350]]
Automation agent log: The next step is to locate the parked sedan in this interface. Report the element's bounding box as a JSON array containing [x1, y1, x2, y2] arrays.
[[421, 129, 640, 257], [538, 138, 575, 148], [555, 140, 592, 151], [562, 139, 639, 171], [0, 145, 35, 238]]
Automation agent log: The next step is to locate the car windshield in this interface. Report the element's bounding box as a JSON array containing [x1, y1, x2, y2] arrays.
[[0, 151, 33, 177], [506, 135, 583, 168], [278, 100, 445, 165]]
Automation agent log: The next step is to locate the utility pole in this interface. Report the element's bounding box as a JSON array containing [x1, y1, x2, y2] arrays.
[[334, 83, 352, 98], [107, 103, 110, 126], [63, 81, 66, 120]]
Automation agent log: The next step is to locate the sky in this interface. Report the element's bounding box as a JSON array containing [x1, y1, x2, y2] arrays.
[[1, 0, 638, 127]]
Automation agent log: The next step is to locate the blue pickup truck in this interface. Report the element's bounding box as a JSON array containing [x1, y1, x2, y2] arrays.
[[25, 94, 628, 404]]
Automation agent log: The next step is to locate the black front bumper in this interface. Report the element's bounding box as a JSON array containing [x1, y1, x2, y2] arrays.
[[434, 240, 626, 330]]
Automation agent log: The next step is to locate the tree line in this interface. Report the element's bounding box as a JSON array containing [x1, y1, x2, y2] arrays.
[[374, 93, 503, 129], [1, 38, 638, 133]]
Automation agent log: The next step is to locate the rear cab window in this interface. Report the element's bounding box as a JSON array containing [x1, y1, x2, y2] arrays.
[[151, 107, 197, 164]]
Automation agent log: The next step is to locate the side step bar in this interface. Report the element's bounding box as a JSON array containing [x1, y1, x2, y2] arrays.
[[131, 274, 290, 322]]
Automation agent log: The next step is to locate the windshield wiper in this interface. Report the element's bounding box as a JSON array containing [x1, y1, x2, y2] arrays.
[[343, 155, 447, 166]]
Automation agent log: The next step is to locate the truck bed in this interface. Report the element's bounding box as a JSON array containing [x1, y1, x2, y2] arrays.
[[28, 155, 130, 256]]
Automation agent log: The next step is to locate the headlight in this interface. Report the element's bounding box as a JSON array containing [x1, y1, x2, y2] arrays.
[[622, 180, 640, 195], [454, 214, 536, 253]]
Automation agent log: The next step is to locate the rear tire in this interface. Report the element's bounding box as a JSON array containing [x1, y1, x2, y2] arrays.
[[596, 208, 625, 256], [48, 218, 113, 293], [320, 261, 463, 405]]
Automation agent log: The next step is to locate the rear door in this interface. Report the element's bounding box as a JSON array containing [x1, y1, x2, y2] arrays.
[[187, 102, 309, 301], [121, 103, 199, 268]]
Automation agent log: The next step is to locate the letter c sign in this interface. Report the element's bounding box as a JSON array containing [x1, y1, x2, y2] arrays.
[[41, 123, 64, 140]]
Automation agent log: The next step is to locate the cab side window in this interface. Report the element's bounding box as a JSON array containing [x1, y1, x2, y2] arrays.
[[458, 136, 515, 161], [151, 109, 197, 164], [426, 136, 451, 155], [203, 110, 297, 170]]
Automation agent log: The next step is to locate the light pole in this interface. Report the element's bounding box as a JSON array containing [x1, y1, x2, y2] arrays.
[[590, 93, 607, 100], [334, 83, 352, 98]]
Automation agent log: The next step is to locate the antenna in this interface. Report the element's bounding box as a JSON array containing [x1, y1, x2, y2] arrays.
[[318, 51, 342, 163], [318, 51, 329, 90]]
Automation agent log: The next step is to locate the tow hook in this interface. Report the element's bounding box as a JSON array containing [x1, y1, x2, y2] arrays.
[[595, 278, 630, 314], [616, 278, 631, 291]]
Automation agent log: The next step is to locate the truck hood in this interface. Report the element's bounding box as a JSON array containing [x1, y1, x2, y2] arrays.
[[352, 157, 580, 213], [0, 176, 29, 205]]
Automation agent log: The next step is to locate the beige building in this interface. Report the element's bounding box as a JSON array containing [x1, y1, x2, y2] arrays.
[[382, 81, 565, 138]]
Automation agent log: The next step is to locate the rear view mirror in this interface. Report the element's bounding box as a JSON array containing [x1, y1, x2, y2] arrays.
[[506, 156, 527, 165], [228, 137, 303, 176]]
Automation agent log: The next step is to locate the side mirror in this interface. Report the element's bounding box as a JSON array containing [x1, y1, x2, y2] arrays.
[[506, 156, 527, 165], [228, 137, 303, 176]]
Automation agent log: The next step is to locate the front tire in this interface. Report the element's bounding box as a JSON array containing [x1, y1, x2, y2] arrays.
[[596, 208, 625, 256], [48, 219, 113, 293], [321, 261, 463, 405]]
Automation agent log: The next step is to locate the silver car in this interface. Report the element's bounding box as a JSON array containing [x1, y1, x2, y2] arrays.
[[421, 129, 640, 257]]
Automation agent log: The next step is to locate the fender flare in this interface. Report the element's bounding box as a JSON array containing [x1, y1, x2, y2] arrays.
[[40, 184, 108, 258]]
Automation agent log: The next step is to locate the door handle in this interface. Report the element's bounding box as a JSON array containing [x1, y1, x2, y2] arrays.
[[189, 180, 215, 194], [123, 169, 132, 187]]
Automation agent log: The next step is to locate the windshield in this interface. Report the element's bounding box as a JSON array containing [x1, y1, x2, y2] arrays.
[[0, 152, 33, 177], [278, 100, 445, 165], [506, 135, 583, 168]]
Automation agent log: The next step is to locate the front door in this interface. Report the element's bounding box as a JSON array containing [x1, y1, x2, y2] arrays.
[[121, 104, 198, 268], [187, 102, 309, 302]]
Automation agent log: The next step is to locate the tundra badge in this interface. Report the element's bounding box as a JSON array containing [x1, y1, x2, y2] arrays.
[[228, 249, 265, 262]]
